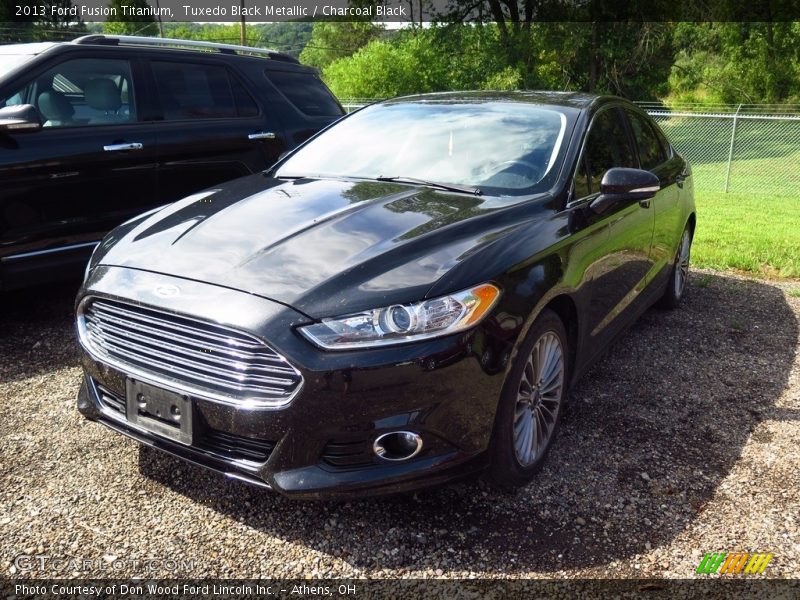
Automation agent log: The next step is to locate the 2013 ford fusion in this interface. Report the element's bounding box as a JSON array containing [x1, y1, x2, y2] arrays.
[[75, 92, 695, 498]]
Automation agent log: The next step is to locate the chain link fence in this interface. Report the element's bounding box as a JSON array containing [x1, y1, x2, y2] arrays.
[[340, 98, 800, 197], [638, 103, 800, 197]]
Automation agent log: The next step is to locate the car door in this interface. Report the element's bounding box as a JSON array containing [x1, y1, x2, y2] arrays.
[[625, 109, 685, 285], [572, 106, 656, 351], [0, 54, 157, 281], [146, 58, 287, 203]]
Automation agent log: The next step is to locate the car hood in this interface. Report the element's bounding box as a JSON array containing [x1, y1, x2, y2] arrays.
[[98, 175, 545, 318]]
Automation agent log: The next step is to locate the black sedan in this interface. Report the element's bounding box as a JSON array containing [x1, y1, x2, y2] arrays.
[[75, 92, 695, 498]]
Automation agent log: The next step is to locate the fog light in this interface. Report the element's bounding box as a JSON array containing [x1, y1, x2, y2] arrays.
[[373, 431, 423, 461]]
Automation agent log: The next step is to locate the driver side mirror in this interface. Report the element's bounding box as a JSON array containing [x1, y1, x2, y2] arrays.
[[0, 104, 42, 133], [590, 168, 660, 214]]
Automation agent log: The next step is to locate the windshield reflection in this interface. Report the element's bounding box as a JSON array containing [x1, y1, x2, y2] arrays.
[[277, 102, 568, 196]]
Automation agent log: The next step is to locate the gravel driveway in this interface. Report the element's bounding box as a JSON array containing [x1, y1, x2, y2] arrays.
[[1, 271, 798, 579]]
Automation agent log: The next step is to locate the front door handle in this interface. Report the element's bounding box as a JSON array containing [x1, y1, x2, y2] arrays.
[[639, 199, 651, 208], [103, 142, 143, 152], [248, 132, 276, 140]]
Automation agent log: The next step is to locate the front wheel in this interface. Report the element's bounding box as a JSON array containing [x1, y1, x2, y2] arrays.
[[489, 309, 568, 488], [658, 225, 693, 309]]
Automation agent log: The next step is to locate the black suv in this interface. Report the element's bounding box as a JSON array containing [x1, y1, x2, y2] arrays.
[[0, 35, 344, 289]]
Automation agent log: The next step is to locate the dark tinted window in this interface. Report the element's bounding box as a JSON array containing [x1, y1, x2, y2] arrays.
[[628, 111, 667, 169], [652, 122, 672, 159], [578, 108, 636, 195], [266, 70, 342, 117], [230, 74, 259, 117], [152, 62, 236, 120]]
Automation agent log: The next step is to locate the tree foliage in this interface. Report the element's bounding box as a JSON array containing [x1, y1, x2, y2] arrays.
[[321, 21, 800, 104], [103, 0, 157, 37], [322, 23, 675, 100], [155, 22, 313, 58], [4, 13, 800, 105], [669, 23, 800, 104], [299, 21, 382, 69]]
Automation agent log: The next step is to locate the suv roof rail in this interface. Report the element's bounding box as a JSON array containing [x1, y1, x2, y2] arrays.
[[72, 34, 300, 64]]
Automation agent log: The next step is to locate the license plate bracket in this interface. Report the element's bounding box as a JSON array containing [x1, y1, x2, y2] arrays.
[[126, 379, 193, 446]]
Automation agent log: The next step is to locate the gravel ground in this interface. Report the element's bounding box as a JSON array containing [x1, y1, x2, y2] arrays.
[[1, 270, 798, 580]]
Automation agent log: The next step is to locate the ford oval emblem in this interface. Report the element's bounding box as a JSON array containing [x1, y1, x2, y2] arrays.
[[155, 284, 180, 297]]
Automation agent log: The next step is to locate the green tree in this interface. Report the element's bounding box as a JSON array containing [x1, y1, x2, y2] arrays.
[[322, 25, 520, 97], [552, 22, 675, 98], [324, 40, 420, 98], [668, 22, 800, 104], [103, 0, 157, 37], [300, 21, 382, 70]]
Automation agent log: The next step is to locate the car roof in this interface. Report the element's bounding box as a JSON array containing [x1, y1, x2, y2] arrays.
[[386, 90, 604, 110], [1, 37, 304, 68], [67, 35, 301, 65], [0, 43, 57, 55]]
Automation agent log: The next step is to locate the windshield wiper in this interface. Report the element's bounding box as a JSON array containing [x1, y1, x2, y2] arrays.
[[375, 176, 482, 195]]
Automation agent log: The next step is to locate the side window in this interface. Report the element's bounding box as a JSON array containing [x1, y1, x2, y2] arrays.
[[628, 111, 667, 170], [152, 62, 238, 120], [652, 122, 673, 159], [230, 74, 259, 118], [3, 58, 135, 128], [266, 70, 343, 117], [573, 155, 591, 199], [574, 108, 636, 197]]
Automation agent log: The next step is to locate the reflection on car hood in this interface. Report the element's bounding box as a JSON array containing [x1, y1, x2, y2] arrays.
[[98, 175, 544, 318]]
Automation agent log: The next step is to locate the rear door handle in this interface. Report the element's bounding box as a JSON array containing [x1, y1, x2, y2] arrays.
[[248, 132, 276, 140], [639, 199, 651, 208], [103, 142, 143, 152]]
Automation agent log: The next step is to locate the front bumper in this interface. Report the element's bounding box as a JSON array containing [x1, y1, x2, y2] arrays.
[[76, 266, 509, 499]]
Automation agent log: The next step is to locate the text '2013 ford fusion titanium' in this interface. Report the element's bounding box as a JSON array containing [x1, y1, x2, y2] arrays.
[[75, 91, 695, 498]]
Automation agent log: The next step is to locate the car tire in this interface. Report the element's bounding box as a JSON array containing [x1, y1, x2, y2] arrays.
[[488, 308, 569, 488], [658, 225, 693, 309]]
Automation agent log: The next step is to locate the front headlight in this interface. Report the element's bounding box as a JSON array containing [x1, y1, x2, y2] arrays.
[[298, 283, 501, 350]]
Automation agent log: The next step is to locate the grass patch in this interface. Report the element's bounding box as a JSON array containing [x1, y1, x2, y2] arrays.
[[789, 288, 800, 298], [691, 189, 800, 279]]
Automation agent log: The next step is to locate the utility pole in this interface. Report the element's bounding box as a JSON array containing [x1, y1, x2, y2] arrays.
[[240, 0, 246, 46], [155, 0, 164, 37]]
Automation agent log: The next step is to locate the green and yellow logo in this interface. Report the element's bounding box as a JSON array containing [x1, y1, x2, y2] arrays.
[[696, 552, 774, 575]]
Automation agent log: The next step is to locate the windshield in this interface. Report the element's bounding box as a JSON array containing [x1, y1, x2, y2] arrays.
[[276, 102, 568, 195]]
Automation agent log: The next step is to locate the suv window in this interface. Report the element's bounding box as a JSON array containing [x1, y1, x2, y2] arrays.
[[266, 70, 342, 117], [230, 75, 259, 117], [628, 111, 667, 169], [574, 108, 636, 197], [2, 58, 135, 127], [152, 62, 257, 120]]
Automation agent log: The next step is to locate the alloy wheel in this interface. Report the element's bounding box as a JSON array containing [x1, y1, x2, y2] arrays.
[[674, 229, 692, 299], [513, 331, 565, 467]]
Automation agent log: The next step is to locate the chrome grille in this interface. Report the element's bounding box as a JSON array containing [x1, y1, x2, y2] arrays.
[[80, 298, 302, 407]]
